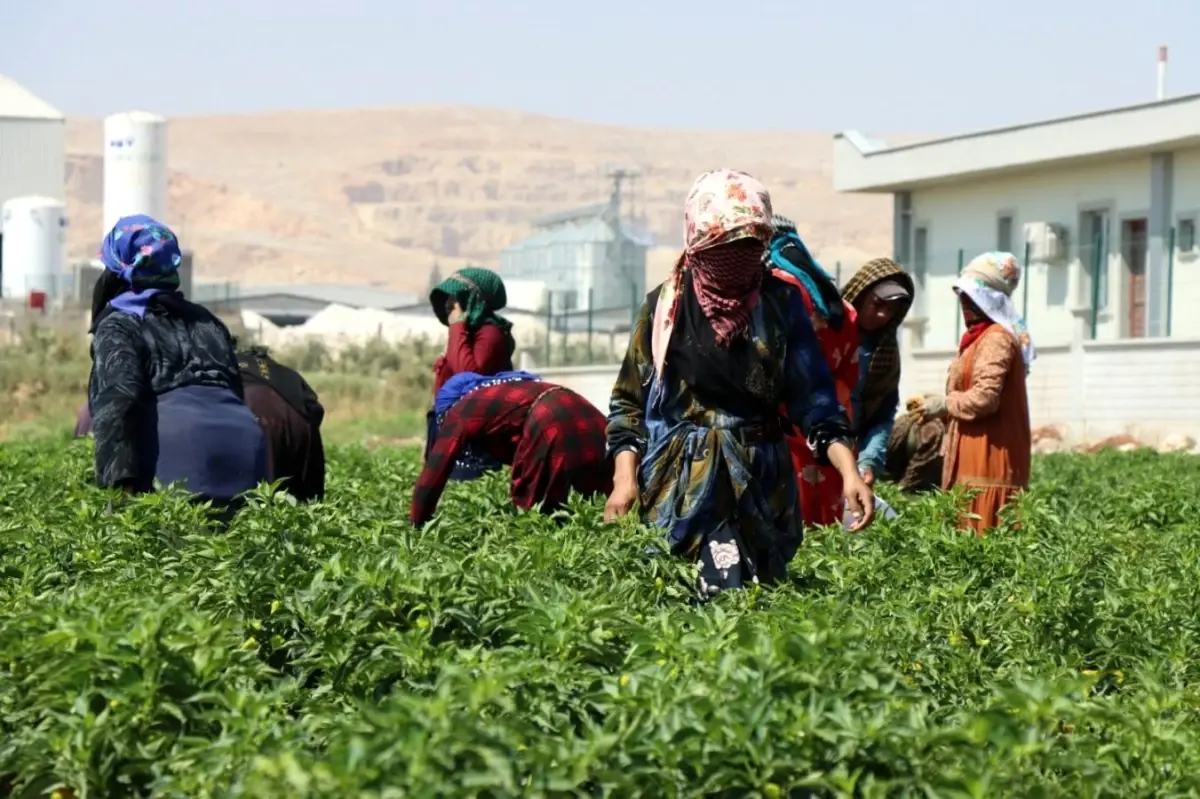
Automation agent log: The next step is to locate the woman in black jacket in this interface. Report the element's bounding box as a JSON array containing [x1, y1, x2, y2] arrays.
[[89, 215, 267, 510]]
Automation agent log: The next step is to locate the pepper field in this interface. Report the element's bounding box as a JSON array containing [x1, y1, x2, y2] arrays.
[[2, 441, 1200, 797]]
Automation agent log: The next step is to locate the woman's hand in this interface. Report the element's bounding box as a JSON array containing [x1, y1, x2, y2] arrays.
[[447, 301, 464, 325], [826, 441, 875, 531], [604, 480, 639, 523], [604, 450, 640, 522], [840, 472, 875, 532]]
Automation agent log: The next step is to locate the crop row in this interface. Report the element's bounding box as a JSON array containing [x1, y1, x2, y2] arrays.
[[2, 443, 1200, 797]]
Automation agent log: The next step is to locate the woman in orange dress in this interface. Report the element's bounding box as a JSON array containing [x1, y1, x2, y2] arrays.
[[913, 251, 1035, 535], [767, 216, 860, 528]]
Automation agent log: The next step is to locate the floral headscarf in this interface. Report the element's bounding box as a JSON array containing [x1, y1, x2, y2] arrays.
[[651, 169, 774, 373], [954, 251, 1036, 370], [97, 214, 183, 318]]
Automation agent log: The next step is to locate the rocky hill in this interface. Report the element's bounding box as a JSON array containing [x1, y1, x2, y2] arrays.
[[64, 107, 899, 292]]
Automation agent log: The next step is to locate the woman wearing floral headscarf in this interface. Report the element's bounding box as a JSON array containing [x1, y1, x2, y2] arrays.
[[605, 169, 873, 596], [89, 215, 267, 513], [911, 251, 1035, 535]]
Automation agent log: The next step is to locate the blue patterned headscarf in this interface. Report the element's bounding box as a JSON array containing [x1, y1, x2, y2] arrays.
[[98, 214, 183, 318]]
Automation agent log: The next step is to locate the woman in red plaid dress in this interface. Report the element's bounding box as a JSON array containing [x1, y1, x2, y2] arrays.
[[411, 373, 612, 526]]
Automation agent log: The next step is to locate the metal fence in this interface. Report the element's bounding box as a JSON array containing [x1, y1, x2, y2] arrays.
[[534, 286, 640, 368]]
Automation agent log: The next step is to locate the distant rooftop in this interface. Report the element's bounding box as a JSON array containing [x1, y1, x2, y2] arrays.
[[234, 283, 421, 310], [0, 76, 64, 121], [531, 203, 610, 228], [503, 215, 654, 254]]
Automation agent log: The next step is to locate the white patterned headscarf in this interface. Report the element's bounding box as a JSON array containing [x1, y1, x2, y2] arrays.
[[954, 251, 1036, 371]]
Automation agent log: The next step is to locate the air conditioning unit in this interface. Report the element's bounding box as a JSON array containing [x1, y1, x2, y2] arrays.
[[1023, 222, 1068, 263]]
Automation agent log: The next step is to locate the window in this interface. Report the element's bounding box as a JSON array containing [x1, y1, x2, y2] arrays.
[[897, 192, 913, 264], [912, 226, 928, 315], [1081, 210, 1109, 310], [1179, 218, 1197, 251], [997, 215, 1014, 253], [912, 227, 928, 282]]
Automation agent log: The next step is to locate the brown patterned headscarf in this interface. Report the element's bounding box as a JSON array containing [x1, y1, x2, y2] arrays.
[[841, 258, 914, 425]]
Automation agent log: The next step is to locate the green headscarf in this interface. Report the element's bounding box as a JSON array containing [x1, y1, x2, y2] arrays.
[[430, 267, 513, 334]]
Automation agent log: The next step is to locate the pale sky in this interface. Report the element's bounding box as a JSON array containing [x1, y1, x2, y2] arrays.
[[3, 0, 1196, 135]]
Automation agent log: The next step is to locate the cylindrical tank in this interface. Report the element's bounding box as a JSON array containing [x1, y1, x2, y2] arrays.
[[103, 111, 168, 235], [1, 196, 68, 300]]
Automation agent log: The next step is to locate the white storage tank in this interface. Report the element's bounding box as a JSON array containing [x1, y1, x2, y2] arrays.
[[103, 111, 168, 234], [1, 196, 68, 300]]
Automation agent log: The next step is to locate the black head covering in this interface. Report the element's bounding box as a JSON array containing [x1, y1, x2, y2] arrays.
[[89, 270, 127, 334]]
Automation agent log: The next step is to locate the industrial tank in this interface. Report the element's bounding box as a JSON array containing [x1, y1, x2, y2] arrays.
[[103, 111, 168, 234], [1, 196, 68, 299]]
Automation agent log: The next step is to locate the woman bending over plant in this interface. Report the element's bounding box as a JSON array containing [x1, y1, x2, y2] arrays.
[[604, 169, 873, 597], [411, 372, 611, 526], [236, 344, 326, 503], [89, 215, 267, 514], [910, 251, 1035, 534]]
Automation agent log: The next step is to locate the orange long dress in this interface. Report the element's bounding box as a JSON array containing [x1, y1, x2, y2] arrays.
[[772, 268, 860, 527], [941, 324, 1031, 535]]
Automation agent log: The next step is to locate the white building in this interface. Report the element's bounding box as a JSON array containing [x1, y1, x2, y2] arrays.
[[834, 94, 1200, 444], [0, 76, 66, 272]]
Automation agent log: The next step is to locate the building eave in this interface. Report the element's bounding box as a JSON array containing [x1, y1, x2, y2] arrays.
[[834, 93, 1200, 193]]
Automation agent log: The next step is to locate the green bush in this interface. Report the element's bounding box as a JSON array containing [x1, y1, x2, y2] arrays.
[[3, 445, 1200, 797]]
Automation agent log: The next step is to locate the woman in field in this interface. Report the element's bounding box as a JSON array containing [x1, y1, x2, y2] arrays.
[[911, 251, 1035, 534], [767, 215, 861, 528], [429, 267, 516, 394], [884, 404, 945, 493], [840, 258, 915, 489], [411, 372, 611, 526], [89, 215, 267, 512], [426, 267, 517, 480], [604, 169, 873, 596], [236, 344, 327, 503]]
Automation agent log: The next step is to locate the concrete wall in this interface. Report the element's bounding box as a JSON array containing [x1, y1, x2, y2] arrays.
[[541, 340, 1200, 446], [1169, 148, 1200, 322]]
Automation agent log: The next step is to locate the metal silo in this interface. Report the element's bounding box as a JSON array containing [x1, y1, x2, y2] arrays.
[[103, 111, 169, 233], [1, 196, 68, 300]]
